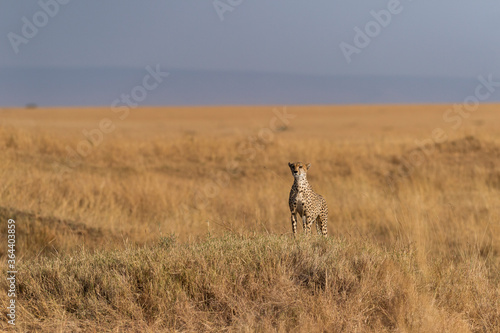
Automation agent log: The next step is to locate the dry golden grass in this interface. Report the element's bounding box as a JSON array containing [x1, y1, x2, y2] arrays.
[[0, 105, 499, 332]]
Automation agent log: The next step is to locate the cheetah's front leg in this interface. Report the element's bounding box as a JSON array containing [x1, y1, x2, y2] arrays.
[[291, 213, 298, 236]]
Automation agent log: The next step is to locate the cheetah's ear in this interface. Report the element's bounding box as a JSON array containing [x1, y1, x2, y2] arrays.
[[288, 162, 293, 169], [306, 163, 311, 170]]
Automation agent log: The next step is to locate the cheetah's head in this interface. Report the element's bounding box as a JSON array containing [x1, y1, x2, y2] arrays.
[[288, 162, 311, 179]]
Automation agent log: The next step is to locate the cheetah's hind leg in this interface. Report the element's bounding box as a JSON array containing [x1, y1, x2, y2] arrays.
[[315, 216, 322, 235], [318, 212, 328, 237]]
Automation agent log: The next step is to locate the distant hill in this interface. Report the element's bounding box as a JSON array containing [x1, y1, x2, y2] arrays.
[[1, 67, 498, 107]]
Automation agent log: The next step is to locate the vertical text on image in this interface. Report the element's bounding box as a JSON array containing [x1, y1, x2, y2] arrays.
[[6, 218, 17, 326]]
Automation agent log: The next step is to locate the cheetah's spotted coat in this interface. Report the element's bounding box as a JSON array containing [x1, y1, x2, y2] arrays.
[[288, 162, 328, 236]]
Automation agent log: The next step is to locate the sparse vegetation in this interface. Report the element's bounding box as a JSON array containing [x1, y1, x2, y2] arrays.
[[10, 234, 496, 332], [1, 105, 499, 332]]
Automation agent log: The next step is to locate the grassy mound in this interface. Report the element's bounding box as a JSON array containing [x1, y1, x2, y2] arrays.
[[0, 206, 122, 258], [4, 234, 498, 332]]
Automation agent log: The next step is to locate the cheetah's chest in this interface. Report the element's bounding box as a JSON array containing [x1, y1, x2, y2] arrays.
[[296, 191, 307, 216]]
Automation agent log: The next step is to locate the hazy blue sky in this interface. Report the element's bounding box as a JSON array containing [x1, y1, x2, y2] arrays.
[[1, 1, 500, 105]]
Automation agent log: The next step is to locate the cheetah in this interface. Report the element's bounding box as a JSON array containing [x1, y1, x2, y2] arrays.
[[288, 162, 328, 236]]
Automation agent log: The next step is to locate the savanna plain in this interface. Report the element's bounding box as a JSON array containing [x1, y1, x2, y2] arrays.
[[1, 105, 499, 332]]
